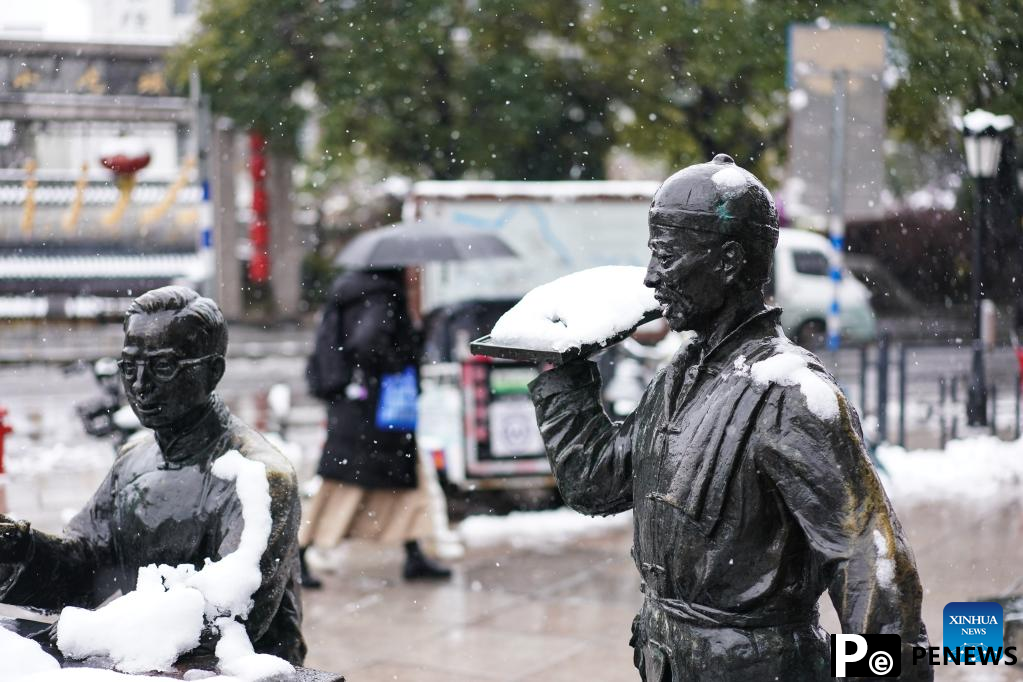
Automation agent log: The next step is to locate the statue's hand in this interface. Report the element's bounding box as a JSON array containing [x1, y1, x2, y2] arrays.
[[0, 515, 32, 563]]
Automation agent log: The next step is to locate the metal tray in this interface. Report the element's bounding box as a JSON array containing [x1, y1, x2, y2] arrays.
[[470, 309, 662, 364]]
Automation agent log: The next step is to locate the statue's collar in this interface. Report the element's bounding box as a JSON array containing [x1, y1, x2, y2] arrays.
[[684, 306, 783, 368], [155, 395, 231, 466]]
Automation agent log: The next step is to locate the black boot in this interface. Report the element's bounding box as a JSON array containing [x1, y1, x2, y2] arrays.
[[299, 547, 322, 589], [403, 540, 452, 581]]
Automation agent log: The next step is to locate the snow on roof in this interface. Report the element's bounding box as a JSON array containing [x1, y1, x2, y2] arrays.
[[410, 180, 662, 201], [0, 184, 201, 207], [777, 227, 832, 249], [957, 109, 1015, 134], [0, 253, 204, 280]]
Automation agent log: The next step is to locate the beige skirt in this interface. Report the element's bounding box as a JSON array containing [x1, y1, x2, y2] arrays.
[[298, 478, 433, 548]]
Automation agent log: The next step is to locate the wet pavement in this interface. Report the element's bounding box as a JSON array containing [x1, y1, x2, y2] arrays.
[[300, 530, 640, 681]]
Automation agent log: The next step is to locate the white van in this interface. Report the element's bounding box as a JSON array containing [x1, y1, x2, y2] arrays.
[[772, 228, 877, 348]]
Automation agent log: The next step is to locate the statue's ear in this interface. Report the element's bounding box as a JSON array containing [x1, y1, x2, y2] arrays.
[[720, 240, 745, 286], [208, 355, 226, 391]]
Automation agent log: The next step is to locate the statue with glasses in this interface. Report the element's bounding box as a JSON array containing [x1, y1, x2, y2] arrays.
[[0, 286, 306, 665]]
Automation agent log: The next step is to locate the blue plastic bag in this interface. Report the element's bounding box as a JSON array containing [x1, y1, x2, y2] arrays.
[[375, 366, 418, 431]]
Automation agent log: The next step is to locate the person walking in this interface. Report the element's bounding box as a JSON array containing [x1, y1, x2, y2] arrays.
[[300, 267, 451, 587]]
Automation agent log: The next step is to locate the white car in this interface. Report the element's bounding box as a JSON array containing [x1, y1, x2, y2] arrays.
[[772, 228, 877, 348]]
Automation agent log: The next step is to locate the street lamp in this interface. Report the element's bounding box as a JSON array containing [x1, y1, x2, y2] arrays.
[[958, 109, 1014, 427]]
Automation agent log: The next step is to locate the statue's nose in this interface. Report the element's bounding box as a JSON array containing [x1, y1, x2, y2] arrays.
[[131, 364, 149, 394], [644, 257, 660, 289]]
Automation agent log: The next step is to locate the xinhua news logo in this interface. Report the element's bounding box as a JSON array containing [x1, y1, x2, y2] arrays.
[[944, 601, 1003, 663], [831, 601, 1021, 677], [831, 634, 901, 677]]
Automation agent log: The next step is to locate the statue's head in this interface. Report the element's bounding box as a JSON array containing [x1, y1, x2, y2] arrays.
[[119, 286, 228, 429], [644, 154, 778, 333]]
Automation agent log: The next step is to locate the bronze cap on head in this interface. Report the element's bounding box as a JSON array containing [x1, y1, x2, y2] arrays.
[[649, 153, 779, 247]]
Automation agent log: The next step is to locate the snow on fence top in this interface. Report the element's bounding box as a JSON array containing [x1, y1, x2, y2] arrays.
[[489, 265, 658, 352], [410, 179, 661, 201]]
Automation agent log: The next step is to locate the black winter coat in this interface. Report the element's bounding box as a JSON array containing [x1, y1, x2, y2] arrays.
[[314, 270, 420, 489]]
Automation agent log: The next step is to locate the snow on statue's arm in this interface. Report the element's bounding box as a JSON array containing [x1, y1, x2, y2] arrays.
[[210, 448, 301, 649], [528, 359, 639, 516], [752, 381, 932, 681]]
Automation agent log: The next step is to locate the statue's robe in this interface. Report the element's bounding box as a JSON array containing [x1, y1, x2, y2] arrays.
[[529, 307, 931, 681], [0, 396, 306, 665]]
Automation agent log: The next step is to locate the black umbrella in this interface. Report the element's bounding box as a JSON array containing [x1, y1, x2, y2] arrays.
[[334, 221, 518, 269]]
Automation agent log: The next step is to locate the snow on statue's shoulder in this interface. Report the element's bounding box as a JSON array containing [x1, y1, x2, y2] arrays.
[[489, 266, 658, 352], [750, 350, 839, 420]]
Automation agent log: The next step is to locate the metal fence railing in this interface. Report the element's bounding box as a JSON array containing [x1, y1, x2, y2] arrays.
[[818, 337, 1020, 451]]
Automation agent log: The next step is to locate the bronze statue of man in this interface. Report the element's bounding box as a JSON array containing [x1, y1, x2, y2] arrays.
[[0, 286, 306, 664], [528, 155, 931, 681]]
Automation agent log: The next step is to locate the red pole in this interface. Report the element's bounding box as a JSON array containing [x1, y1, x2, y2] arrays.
[[0, 407, 12, 514], [0, 407, 11, 475], [248, 132, 270, 284]]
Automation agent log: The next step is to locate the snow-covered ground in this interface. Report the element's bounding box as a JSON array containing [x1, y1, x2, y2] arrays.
[[877, 436, 1023, 505]]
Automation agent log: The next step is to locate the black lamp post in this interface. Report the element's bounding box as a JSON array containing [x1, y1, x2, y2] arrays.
[[960, 109, 1012, 427]]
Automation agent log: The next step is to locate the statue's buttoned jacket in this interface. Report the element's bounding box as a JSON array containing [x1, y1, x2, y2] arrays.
[[529, 308, 931, 681]]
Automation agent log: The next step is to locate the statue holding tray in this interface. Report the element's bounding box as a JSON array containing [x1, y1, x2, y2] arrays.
[[477, 155, 932, 680]]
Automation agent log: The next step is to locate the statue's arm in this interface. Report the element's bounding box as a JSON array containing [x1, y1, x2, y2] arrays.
[[755, 388, 932, 680], [528, 360, 635, 516], [0, 470, 118, 611]]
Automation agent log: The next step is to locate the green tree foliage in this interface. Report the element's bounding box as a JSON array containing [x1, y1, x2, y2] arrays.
[[176, 0, 609, 179], [176, 0, 1022, 180], [170, 0, 322, 151]]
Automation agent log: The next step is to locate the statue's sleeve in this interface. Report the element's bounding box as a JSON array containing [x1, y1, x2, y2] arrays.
[[214, 466, 300, 646], [527, 359, 636, 516], [0, 466, 118, 610], [754, 386, 932, 681]]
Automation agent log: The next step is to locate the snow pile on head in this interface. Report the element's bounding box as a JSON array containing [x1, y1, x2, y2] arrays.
[[55, 451, 294, 680], [711, 166, 747, 191], [878, 436, 1023, 506], [0, 625, 60, 678], [489, 266, 659, 352], [459, 507, 632, 550], [750, 352, 838, 420]]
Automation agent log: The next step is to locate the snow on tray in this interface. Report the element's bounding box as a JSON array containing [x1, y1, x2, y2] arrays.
[[488, 266, 658, 353], [52, 450, 294, 680]]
